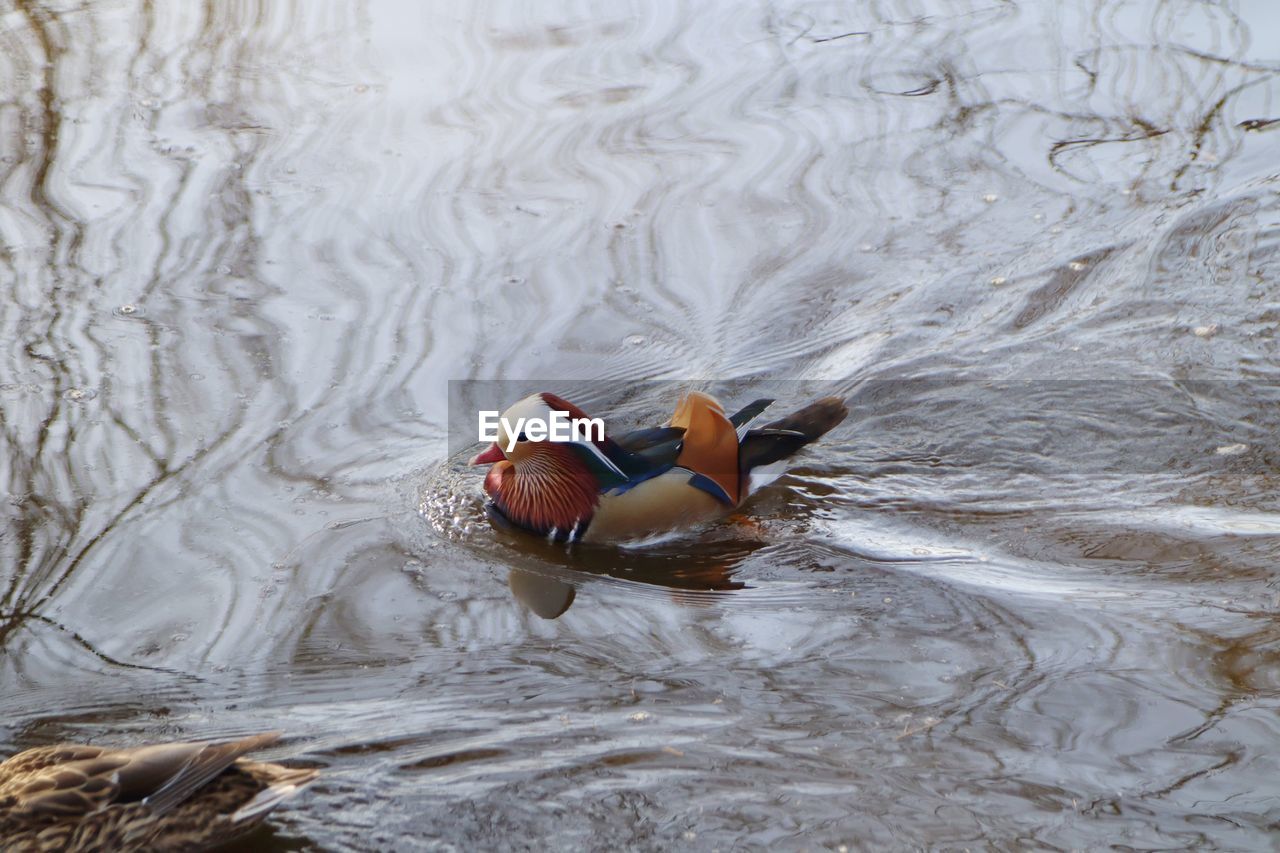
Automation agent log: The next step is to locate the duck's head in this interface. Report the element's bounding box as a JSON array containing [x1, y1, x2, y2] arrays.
[[468, 392, 625, 538], [469, 392, 576, 466], [468, 392, 625, 476]]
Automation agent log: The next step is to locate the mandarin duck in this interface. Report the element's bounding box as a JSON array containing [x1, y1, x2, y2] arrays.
[[469, 391, 847, 544], [0, 731, 318, 852]]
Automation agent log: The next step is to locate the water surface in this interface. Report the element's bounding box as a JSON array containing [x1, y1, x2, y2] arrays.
[[2, 0, 1279, 848]]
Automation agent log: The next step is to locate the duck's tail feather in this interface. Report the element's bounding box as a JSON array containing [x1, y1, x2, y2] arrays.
[[738, 396, 848, 478], [728, 398, 773, 435]]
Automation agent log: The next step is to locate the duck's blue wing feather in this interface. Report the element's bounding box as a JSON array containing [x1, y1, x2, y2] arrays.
[[570, 399, 773, 495], [563, 427, 684, 495]]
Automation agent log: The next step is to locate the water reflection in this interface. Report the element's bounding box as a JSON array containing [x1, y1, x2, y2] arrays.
[[508, 570, 576, 620], [503, 536, 753, 619]]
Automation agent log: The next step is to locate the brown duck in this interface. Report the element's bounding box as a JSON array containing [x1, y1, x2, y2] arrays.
[[470, 391, 848, 543], [0, 731, 317, 852]]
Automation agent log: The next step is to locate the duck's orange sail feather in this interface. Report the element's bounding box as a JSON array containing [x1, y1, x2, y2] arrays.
[[669, 392, 741, 504]]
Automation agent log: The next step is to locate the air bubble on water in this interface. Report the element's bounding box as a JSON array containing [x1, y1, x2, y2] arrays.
[[437, 590, 457, 601], [1068, 261, 1087, 271], [623, 334, 645, 346], [982, 193, 999, 203], [1193, 324, 1219, 338], [114, 303, 144, 318], [989, 276, 1007, 286], [189, 372, 205, 381], [216, 264, 231, 275], [63, 387, 96, 402]]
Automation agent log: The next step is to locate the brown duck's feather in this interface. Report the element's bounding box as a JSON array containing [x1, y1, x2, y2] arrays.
[[758, 396, 848, 441], [738, 396, 848, 479], [0, 732, 317, 853]]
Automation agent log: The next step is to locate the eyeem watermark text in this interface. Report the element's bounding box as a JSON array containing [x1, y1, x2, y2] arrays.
[[478, 410, 605, 452]]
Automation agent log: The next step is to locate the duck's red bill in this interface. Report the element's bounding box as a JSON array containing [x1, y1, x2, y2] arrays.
[[468, 442, 506, 465]]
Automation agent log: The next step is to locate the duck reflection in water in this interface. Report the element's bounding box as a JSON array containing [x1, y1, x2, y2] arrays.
[[498, 525, 756, 620]]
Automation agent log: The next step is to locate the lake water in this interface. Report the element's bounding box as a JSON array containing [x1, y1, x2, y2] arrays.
[[2, 0, 1278, 849]]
